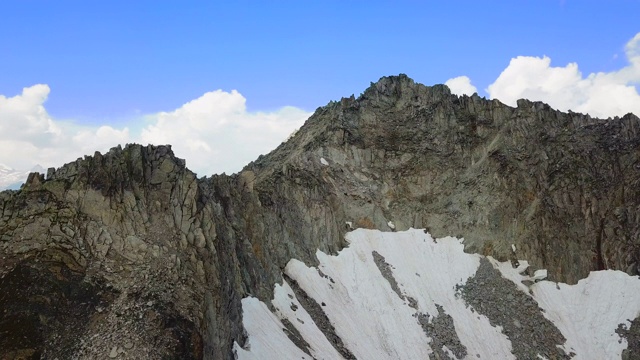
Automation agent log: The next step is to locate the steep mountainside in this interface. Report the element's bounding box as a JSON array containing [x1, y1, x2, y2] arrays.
[[1, 75, 639, 359]]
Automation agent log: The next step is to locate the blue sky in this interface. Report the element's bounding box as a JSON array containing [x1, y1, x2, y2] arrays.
[[2, 1, 638, 118], [1, 1, 639, 179]]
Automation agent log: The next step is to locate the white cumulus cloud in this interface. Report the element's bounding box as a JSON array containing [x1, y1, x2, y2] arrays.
[[0, 84, 61, 144], [140, 90, 311, 176], [0, 85, 311, 183], [0, 85, 130, 172], [487, 32, 640, 118], [445, 76, 478, 96]]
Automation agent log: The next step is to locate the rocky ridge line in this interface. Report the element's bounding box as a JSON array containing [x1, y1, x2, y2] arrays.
[[1, 74, 640, 358]]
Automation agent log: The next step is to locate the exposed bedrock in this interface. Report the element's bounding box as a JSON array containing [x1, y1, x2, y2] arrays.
[[1, 74, 639, 358]]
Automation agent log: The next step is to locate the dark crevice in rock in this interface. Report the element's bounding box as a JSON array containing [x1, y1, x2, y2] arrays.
[[458, 258, 572, 360], [595, 217, 606, 271], [283, 273, 356, 359]]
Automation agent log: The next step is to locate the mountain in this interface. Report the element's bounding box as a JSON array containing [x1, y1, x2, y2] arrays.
[[1, 75, 639, 359]]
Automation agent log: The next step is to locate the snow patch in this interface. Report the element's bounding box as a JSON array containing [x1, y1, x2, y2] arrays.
[[235, 229, 640, 360], [533, 269, 548, 281], [232, 297, 310, 359], [532, 270, 640, 359]]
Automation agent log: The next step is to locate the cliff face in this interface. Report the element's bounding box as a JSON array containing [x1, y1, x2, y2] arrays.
[[1, 75, 639, 359]]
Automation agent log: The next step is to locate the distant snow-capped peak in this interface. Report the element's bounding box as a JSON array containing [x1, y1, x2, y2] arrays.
[[0, 164, 46, 190]]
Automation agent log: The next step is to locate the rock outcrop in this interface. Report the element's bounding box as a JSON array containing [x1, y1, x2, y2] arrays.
[[1, 74, 639, 359]]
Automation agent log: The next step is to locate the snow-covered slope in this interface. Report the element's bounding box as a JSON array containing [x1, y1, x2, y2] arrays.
[[234, 229, 640, 360]]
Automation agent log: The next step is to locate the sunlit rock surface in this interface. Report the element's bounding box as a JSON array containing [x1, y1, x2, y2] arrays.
[[2, 75, 640, 358]]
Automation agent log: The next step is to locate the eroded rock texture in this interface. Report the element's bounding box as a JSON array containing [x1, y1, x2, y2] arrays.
[[1, 74, 639, 358]]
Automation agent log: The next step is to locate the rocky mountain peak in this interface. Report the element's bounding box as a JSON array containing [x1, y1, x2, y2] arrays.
[[2, 75, 640, 359]]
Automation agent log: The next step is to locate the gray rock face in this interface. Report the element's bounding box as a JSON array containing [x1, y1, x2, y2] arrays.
[[1, 74, 639, 359], [458, 258, 571, 359]]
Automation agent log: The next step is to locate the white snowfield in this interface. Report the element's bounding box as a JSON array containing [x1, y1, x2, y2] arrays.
[[234, 229, 640, 360]]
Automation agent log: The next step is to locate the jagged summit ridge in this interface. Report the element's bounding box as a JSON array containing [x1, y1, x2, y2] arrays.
[[22, 143, 190, 194], [17, 75, 639, 188], [1, 75, 640, 359]]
